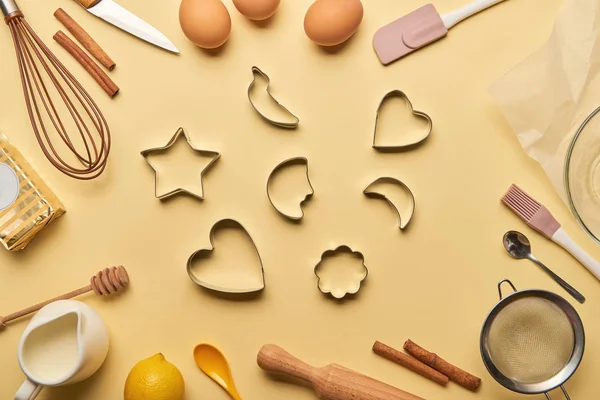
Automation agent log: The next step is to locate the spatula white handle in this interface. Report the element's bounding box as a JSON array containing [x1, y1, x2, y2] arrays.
[[441, 0, 506, 29], [552, 228, 600, 281]]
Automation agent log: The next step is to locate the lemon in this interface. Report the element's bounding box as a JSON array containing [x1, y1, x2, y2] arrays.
[[124, 353, 185, 400]]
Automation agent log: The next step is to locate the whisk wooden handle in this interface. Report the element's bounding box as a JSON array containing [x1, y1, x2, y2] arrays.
[[0, 266, 128, 327], [76, 0, 102, 9]]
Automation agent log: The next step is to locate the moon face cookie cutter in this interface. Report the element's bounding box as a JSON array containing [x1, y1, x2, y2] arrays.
[[141, 127, 220, 200], [314, 245, 368, 299], [364, 177, 415, 230], [266, 157, 314, 221], [187, 219, 265, 294], [372, 90, 432, 150], [248, 66, 299, 129]]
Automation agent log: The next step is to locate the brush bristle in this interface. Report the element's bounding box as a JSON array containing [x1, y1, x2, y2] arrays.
[[501, 184, 561, 238], [501, 184, 541, 221]]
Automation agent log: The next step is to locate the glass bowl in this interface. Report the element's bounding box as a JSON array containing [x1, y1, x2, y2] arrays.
[[565, 106, 600, 244]]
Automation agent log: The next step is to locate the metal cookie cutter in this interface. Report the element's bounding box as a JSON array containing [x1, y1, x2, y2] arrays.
[[141, 127, 220, 200], [372, 90, 432, 150], [266, 157, 314, 221], [187, 219, 265, 294], [314, 245, 368, 299], [364, 177, 415, 230], [248, 66, 299, 129]]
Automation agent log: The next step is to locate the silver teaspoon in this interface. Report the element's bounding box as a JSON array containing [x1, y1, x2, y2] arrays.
[[503, 230, 585, 304]]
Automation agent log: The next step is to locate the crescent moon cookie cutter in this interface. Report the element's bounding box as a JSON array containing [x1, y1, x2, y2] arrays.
[[372, 90, 432, 150], [364, 177, 415, 230], [314, 245, 368, 299], [248, 66, 299, 129], [266, 157, 314, 221], [141, 127, 221, 200], [187, 219, 265, 294]]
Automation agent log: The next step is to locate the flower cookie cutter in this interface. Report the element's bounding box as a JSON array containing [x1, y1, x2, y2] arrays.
[[314, 245, 368, 299], [248, 66, 299, 129], [266, 157, 314, 221], [372, 90, 432, 150], [187, 219, 265, 294], [141, 127, 220, 200], [363, 177, 415, 230]]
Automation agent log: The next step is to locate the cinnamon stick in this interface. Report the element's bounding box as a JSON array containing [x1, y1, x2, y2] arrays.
[[373, 341, 449, 386], [404, 339, 481, 391], [53, 31, 119, 98], [54, 8, 115, 70]]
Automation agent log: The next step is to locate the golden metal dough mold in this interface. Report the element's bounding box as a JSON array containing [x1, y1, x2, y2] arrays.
[[140, 127, 220, 200], [363, 177, 415, 230], [266, 156, 314, 221], [187, 219, 266, 294], [314, 245, 368, 299], [372, 90, 432, 150], [248, 66, 299, 129]]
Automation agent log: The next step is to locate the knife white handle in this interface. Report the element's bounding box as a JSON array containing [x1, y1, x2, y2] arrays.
[[75, 0, 102, 9], [552, 228, 600, 281], [441, 0, 507, 29]]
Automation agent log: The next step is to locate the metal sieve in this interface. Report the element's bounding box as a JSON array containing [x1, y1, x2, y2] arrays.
[[480, 280, 585, 399]]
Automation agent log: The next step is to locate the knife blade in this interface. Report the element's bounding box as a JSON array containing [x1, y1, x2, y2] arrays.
[[78, 0, 179, 53]]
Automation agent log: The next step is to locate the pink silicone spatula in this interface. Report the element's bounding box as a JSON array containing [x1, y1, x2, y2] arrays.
[[373, 0, 507, 65]]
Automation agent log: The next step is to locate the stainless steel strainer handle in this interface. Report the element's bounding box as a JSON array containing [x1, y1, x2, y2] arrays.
[[545, 385, 571, 399], [497, 279, 517, 300]]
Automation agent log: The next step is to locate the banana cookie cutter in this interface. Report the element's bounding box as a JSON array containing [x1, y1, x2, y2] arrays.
[[141, 127, 220, 200], [314, 245, 368, 299], [266, 157, 314, 221], [364, 177, 415, 230], [187, 219, 265, 294], [248, 66, 299, 129], [372, 90, 432, 150]]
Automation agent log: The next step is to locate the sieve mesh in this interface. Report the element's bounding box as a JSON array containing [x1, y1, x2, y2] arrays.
[[487, 297, 575, 384]]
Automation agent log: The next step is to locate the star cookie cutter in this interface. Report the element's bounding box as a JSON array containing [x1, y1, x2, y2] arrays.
[[140, 127, 220, 200], [372, 90, 432, 150], [187, 219, 265, 294], [363, 177, 415, 230], [314, 245, 368, 299], [248, 66, 299, 129], [266, 157, 314, 221]]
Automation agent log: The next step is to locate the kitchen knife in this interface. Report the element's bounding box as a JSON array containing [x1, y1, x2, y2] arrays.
[[76, 0, 179, 53]]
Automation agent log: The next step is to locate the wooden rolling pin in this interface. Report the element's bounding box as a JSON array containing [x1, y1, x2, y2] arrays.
[[257, 344, 425, 400]]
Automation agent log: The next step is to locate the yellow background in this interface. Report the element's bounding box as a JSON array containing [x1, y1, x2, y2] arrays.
[[1, 0, 597, 399]]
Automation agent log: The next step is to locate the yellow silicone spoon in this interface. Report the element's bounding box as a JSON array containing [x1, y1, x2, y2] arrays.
[[193, 343, 243, 400]]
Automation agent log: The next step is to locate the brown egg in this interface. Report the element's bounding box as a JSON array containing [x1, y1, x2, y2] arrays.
[[304, 0, 363, 47], [179, 0, 232, 49], [233, 0, 280, 20]]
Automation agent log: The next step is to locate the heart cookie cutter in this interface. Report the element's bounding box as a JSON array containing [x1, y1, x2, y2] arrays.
[[266, 157, 314, 221], [141, 127, 220, 200], [248, 66, 299, 129], [314, 245, 368, 299], [372, 90, 432, 150], [187, 219, 265, 294], [364, 177, 415, 230]]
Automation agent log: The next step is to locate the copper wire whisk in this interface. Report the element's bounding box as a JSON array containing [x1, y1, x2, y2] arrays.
[[1, 0, 110, 179]]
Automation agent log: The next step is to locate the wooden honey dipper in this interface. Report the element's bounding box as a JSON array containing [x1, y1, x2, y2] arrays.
[[0, 266, 129, 328]]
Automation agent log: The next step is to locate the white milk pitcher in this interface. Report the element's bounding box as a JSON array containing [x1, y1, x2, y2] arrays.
[[14, 300, 109, 400]]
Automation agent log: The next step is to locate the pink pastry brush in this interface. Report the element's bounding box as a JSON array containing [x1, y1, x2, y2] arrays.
[[502, 184, 600, 280], [373, 0, 507, 65]]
